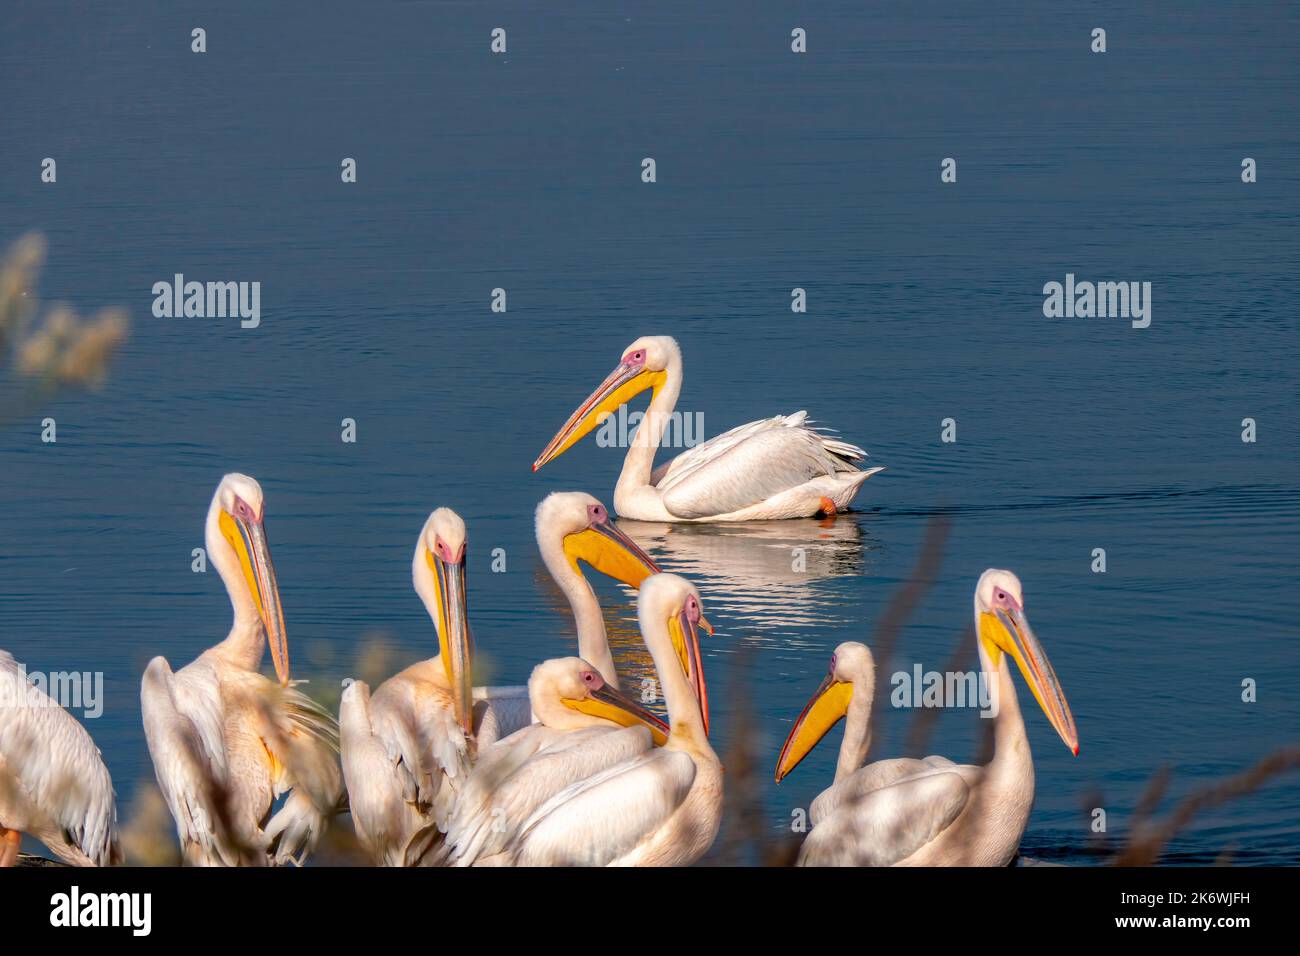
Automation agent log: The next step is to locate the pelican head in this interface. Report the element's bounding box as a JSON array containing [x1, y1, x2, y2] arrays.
[[412, 508, 474, 734], [774, 641, 874, 783], [529, 657, 670, 745], [532, 335, 681, 471], [975, 569, 1079, 755], [212, 473, 289, 686], [536, 491, 660, 588], [637, 572, 712, 735]]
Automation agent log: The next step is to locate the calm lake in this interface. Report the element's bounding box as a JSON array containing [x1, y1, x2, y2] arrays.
[[1, 2, 1297, 864]]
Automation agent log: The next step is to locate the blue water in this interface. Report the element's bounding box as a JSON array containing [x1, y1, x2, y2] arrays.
[[2, 2, 1297, 864]]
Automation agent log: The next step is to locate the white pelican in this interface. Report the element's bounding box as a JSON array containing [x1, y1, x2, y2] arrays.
[[339, 508, 484, 866], [437, 656, 670, 866], [535, 491, 661, 686], [141, 474, 342, 866], [0, 651, 120, 866], [446, 573, 721, 866], [774, 570, 1079, 866], [532, 335, 883, 521]]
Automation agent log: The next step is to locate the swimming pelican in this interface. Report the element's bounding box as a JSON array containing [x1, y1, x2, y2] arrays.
[[533, 335, 882, 521], [535, 491, 661, 686], [0, 652, 120, 866], [447, 573, 721, 866], [141, 473, 342, 866], [774, 569, 1079, 866]]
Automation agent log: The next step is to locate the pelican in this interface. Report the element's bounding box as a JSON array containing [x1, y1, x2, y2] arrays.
[[774, 569, 1079, 866], [437, 656, 670, 866], [535, 491, 661, 686], [0, 652, 120, 866], [533, 335, 882, 521], [339, 508, 485, 866], [446, 573, 721, 866], [141, 474, 342, 866]]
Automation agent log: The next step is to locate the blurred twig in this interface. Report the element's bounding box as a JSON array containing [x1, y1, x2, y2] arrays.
[[1113, 747, 1300, 866], [904, 621, 974, 757], [711, 648, 800, 866], [866, 514, 951, 762]]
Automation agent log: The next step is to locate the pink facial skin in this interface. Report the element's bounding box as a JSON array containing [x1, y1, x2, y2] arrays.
[[434, 537, 466, 564], [991, 587, 1021, 611]]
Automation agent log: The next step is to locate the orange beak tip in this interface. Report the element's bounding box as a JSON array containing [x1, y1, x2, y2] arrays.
[[1073, 744, 1080, 756]]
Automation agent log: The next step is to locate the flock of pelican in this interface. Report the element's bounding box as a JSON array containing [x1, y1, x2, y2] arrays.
[[0, 335, 1077, 867]]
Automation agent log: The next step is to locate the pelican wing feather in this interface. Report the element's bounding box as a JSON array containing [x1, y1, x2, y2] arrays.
[[799, 768, 971, 867], [253, 679, 343, 865], [810, 754, 958, 825], [442, 724, 655, 866], [507, 745, 697, 866], [0, 651, 120, 867], [472, 684, 532, 748], [655, 414, 868, 519], [140, 655, 239, 865]]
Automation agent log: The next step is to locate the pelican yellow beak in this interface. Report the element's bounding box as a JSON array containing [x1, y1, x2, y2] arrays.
[[774, 672, 853, 782], [562, 516, 660, 588], [532, 359, 666, 471], [667, 605, 710, 735], [427, 544, 475, 735], [219, 504, 289, 687], [979, 605, 1079, 755], [564, 683, 670, 746]]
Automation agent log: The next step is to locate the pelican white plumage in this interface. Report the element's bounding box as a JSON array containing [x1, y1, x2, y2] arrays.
[[446, 573, 721, 866], [0, 652, 120, 866], [437, 656, 670, 866], [141, 474, 342, 866], [535, 491, 661, 687], [774, 570, 1079, 866], [533, 336, 882, 521], [339, 508, 485, 867]]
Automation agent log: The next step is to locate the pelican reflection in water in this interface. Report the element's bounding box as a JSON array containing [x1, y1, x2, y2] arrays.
[[616, 514, 876, 633]]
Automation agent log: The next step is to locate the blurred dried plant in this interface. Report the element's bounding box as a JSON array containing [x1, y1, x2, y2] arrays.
[[864, 514, 951, 763], [0, 232, 128, 421], [119, 786, 184, 867], [710, 648, 800, 866], [1111, 747, 1300, 866]]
